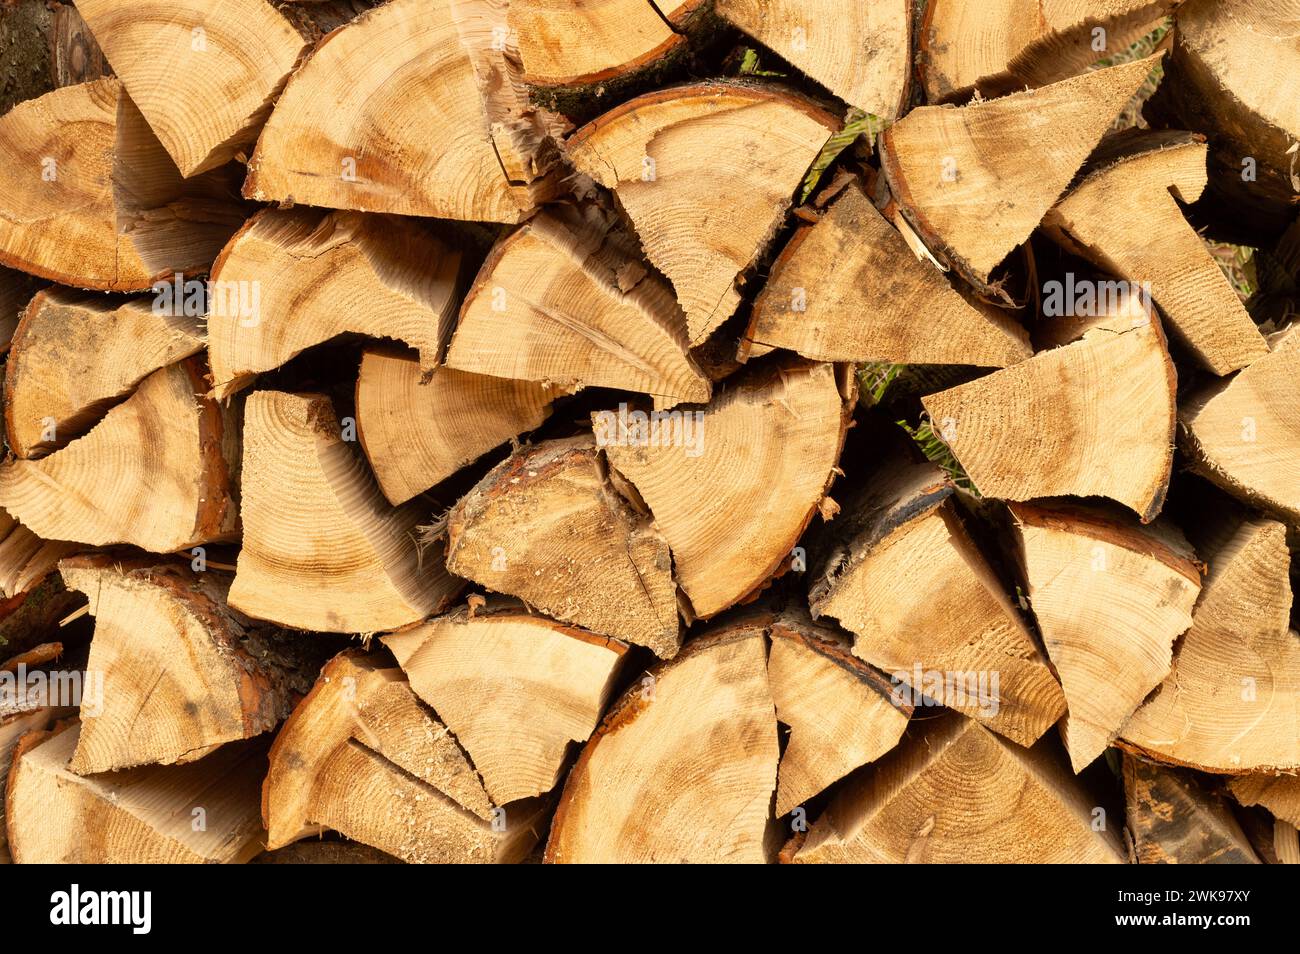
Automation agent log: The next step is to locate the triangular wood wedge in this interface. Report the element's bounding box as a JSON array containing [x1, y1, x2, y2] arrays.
[[244, 0, 563, 223], [742, 181, 1030, 366], [789, 713, 1125, 863], [208, 207, 464, 399], [1043, 132, 1269, 374], [545, 617, 779, 863], [5, 288, 204, 458], [0, 79, 245, 290], [228, 391, 460, 633], [1230, 774, 1300, 828], [1120, 517, 1300, 773], [0, 695, 73, 863], [383, 604, 628, 804], [921, 303, 1177, 521], [264, 650, 543, 863], [0, 513, 78, 600], [0, 359, 238, 551], [1179, 327, 1300, 524], [716, 0, 911, 119], [75, 0, 309, 177], [356, 347, 556, 505], [920, 0, 1173, 100], [567, 82, 838, 344], [446, 207, 709, 409], [1010, 502, 1201, 772], [510, 0, 686, 87], [59, 555, 317, 775], [809, 456, 1065, 745], [6, 722, 266, 863], [601, 358, 853, 619], [445, 437, 680, 657], [1124, 754, 1261, 864], [880, 55, 1161, 285], [769, 611, 911, 817]]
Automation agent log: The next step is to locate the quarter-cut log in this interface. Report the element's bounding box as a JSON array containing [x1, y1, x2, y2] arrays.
[[229, 391, 460, 633], [384, 603, 628, 803], [1229, 774, 1300, 828], [0, 513, 77, 600], [510, 0, 686, 88], [567, 82, 837, 344], [445, 438, 680, 657], [1124, 754, 1261, 864]]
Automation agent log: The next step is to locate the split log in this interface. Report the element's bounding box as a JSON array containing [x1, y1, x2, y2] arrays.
[[1010, 502, 1201, 772], [356, 346, 556, 505], [716, 0, 911, 119], [0, 513, 78, 600], [789, 713, 1125, 863], [0, 576, 83, 661], [0, 265, 41, 351], [252, 840, 400, 865], [1124, 754, 1261, 864], [245, 0, 564, 223], [264, 651, 546, 863], [768, 612, 910, 817], [1229, 774, 1300, 828], [6, 722, 266, 863], [58, 555, 317, 775], [4, 288, 204, 458], [880, 55, 1160, 287], [444, 438, 680, 657], [601, 358, 852, 619], [445, 207, 710, 408], [0, 79, 245, 289], [228, 391, 460, 633], [566, 82, 838, 344], [48, 2, 109, 89], [207, 208, 464, 399], [0, 359, 238, 552], [809, 455, 1065, 746], [75, 0, 309, 177], [1179, 327, 1300, 525], [921, 302, 1176, 521], [1276, 820, 1300, 864], [919, 0, 1173, 101], [1120, 517, 1300, 773], [546, 617, 779, 863], [1043, 131, 1269, 375], [383, 603, 628, 803], [741, 180, 1031, 366], [0, 694, 76, 863]]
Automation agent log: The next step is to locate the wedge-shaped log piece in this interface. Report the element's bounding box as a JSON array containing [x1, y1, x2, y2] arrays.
[[567, 83, 837, 344], [0, 359, 236, 551], [716, 0, 910, 119], [5, 288, 204, 458], [0, 80, 245, 290], [245, 0, 562, 223], [385, 603, 627, 803], [59, 556, 316, 775], [0, 512, 78, 600], [1180, 328, 1300, 524], [546, 618, 779, 863], [810, 457, 1064, 745], [769, 612, 911, 817], [743, 182, 1030, 366], [229, 391, 460, 633], [791, 713, 1124, 863], [1124, 754, 1260, 864], [880, 56, 1160, 286], [7, 722, 266, 863], [1121, 517, 1300, 773], [1011, 502, 1201, 772], [446, 207, 709, 408], [511, 0, 685, 87], [920, 0, 1173, 100], [0, 696, 73, 863], [1043, 133, 1269, 374], [446, 438, 678, 655], [357, 347, 556, 505], [265, 651, 544, 863], [603, 359, 852, 619], [1230, 774, 1300, 828], [209, 207, 463, 399], [75, 0, 309, 177], [921, 306, 1176, 521]]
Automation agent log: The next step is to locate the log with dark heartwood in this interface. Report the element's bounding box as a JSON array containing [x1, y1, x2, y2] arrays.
[[0, 0, 1296, 866]]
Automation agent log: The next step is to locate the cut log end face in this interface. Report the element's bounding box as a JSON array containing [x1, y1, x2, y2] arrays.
[[511, 0, 685, 87]]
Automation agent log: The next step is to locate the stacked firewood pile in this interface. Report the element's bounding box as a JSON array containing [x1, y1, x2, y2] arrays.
[[0, 0, 1296, 864]]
